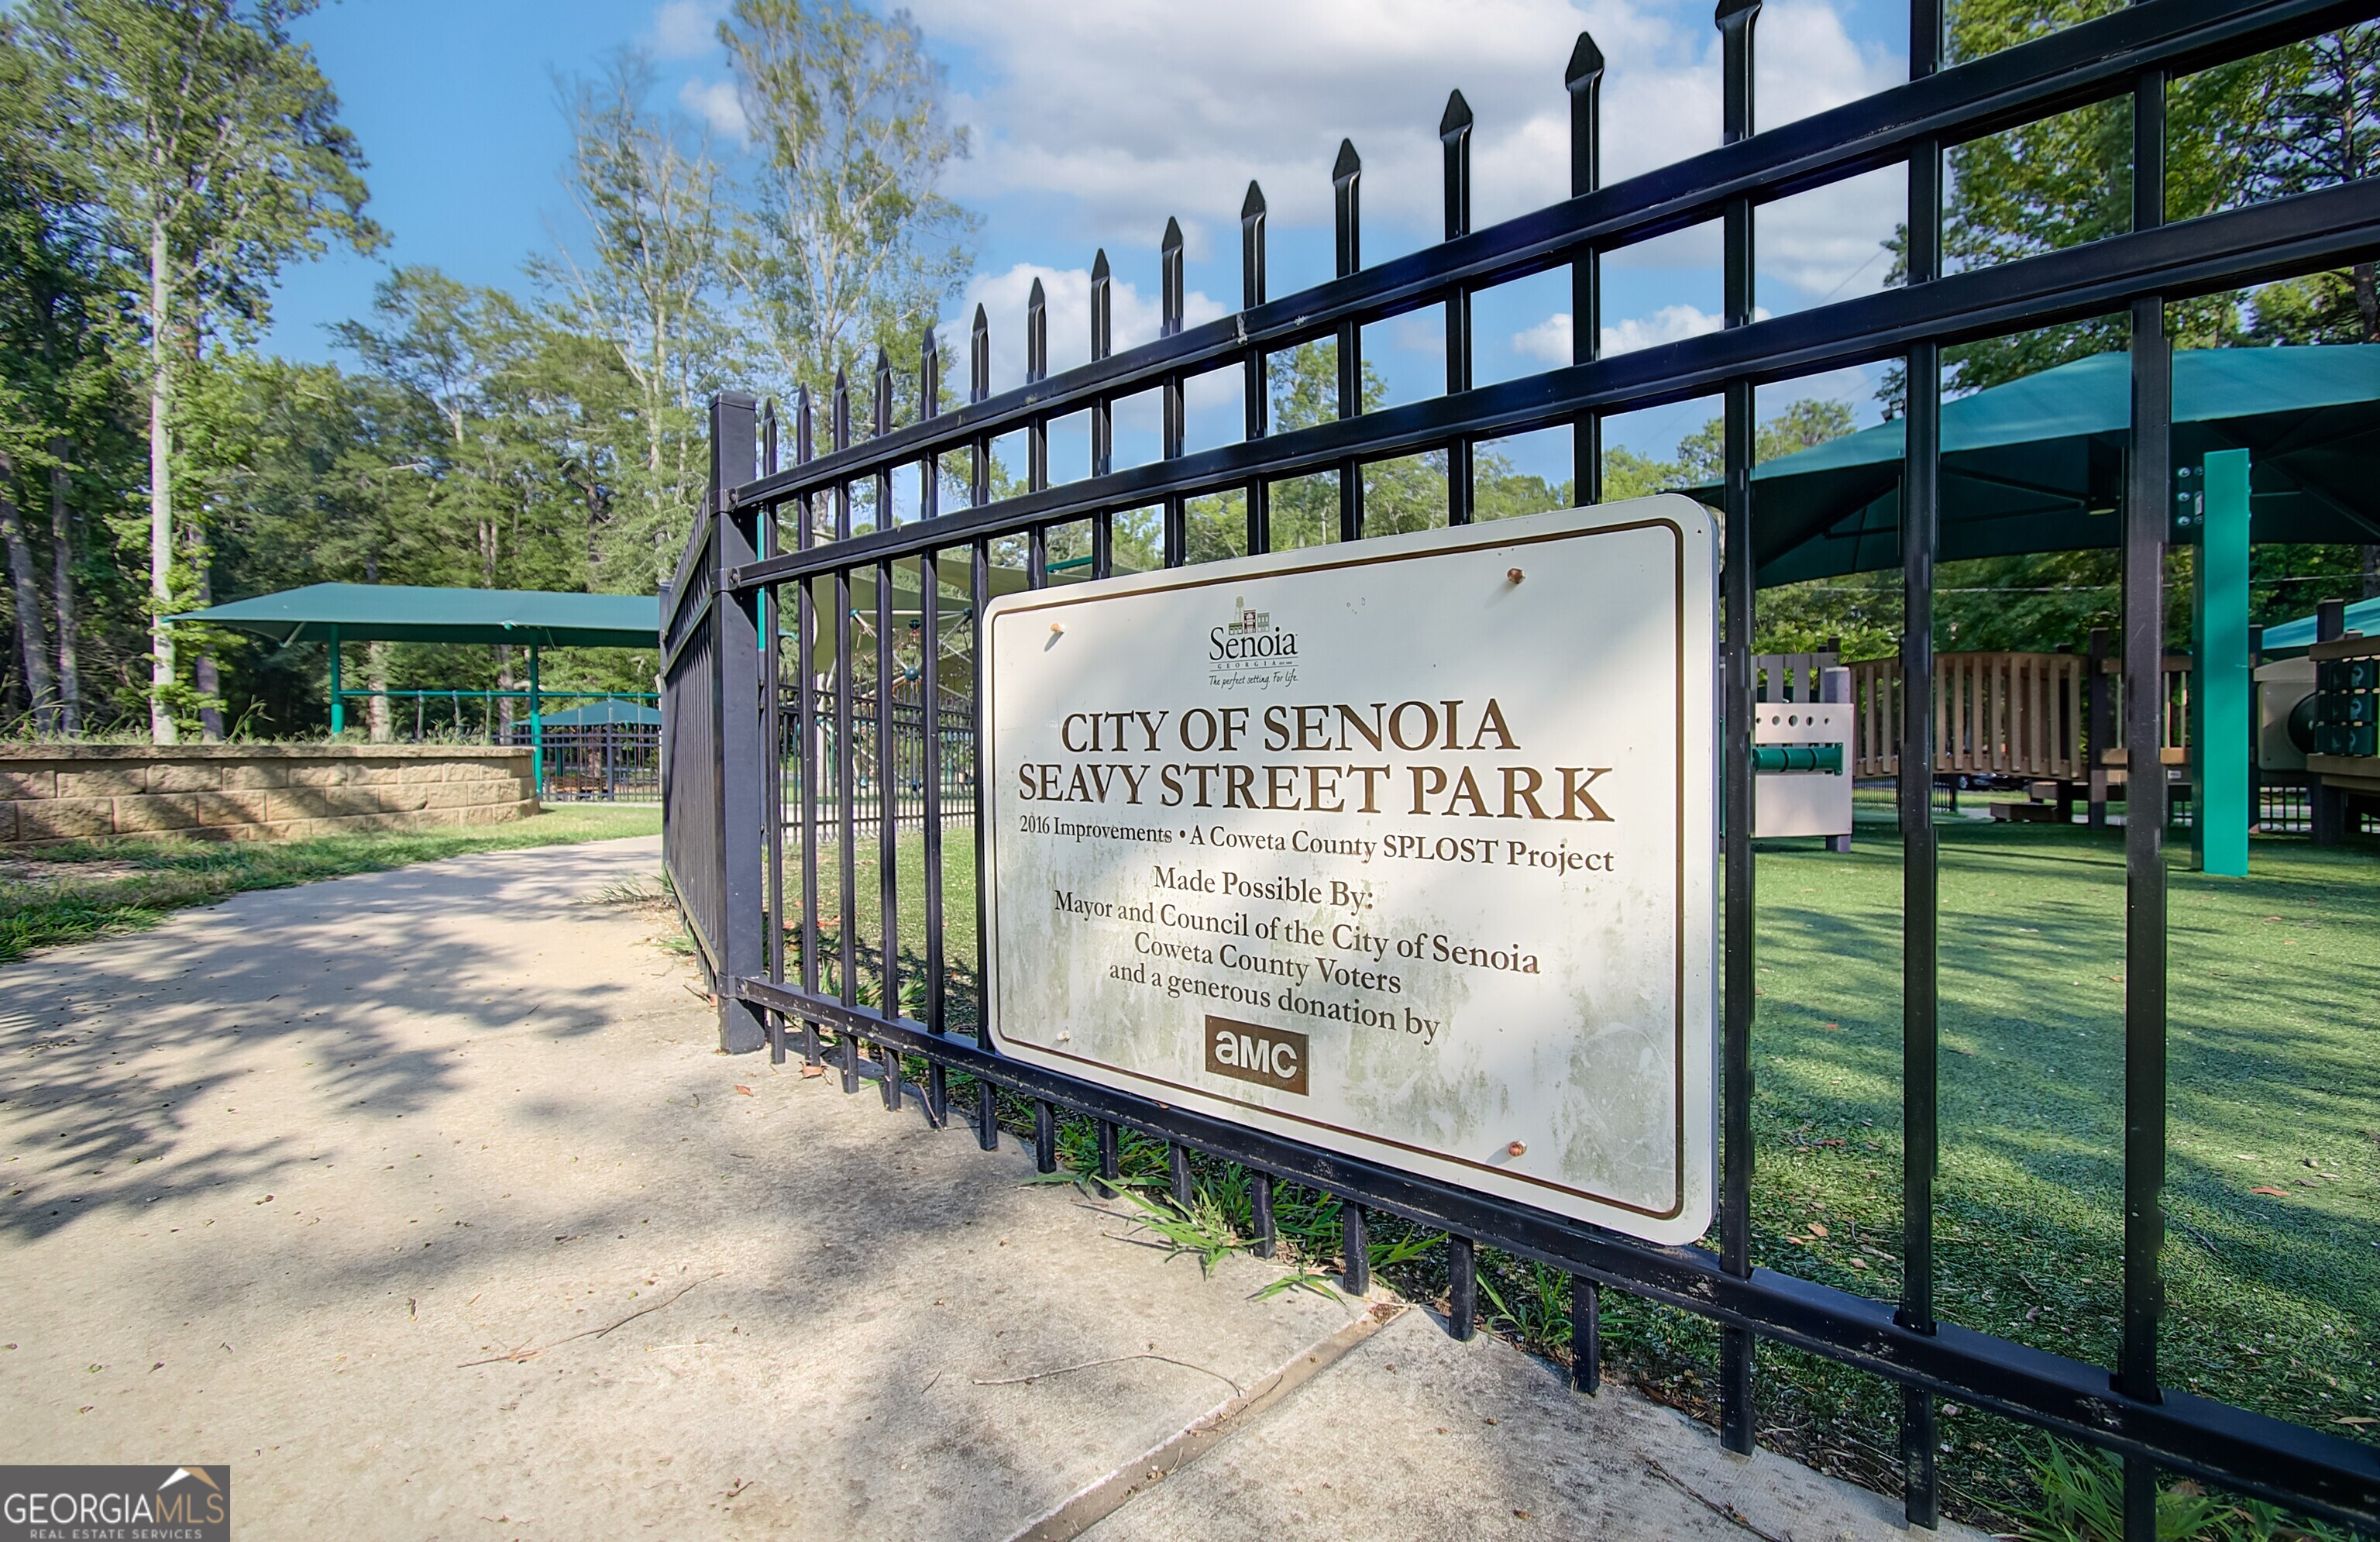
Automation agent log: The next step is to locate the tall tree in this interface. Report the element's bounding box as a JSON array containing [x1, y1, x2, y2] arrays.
[[721, 0, 975, 403], [539, 56, 729, 593], [0, 16, 132, 735], [26, 0, 380, 741]]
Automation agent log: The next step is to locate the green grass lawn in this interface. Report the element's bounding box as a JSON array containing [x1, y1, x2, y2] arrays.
[[789, 818, 2379, 1533], [0, 804, 660, 962]]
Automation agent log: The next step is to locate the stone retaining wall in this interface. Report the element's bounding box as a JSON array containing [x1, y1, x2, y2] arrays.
[[0, 745, 539, 848]]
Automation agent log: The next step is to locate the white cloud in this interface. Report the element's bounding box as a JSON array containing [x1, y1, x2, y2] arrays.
[[905, 0, 1902, 287], [678, 77, 748, 142], [648, 0, 725, 59], [1513, 301, 1774, 362], [1512, 311, 1574, 363], [949, 262, 1229, 394]]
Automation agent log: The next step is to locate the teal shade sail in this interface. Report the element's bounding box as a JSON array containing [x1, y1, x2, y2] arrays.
[[167, 583, 660, 649], [2261, 593, 2380, 652], [534, 697, 663, 727], [1686, 347, 2380, 587]]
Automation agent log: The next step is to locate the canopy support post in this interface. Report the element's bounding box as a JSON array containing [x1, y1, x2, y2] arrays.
[[2192, 449, 2250, 876], [529, 644, 545, 804], [328, 625, 343, 737]]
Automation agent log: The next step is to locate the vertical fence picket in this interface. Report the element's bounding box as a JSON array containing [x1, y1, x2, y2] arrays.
[[2121, 41, 2174, 1541], [1341, 1203, 1370, 1295], [832, 371, 861, 1094], [1333, 141, 1364, 543], [874, 350, 904, 1110], [1900, 0, 1945, 1518], [969, 310, 996, 1151], [1448, 1234, 1477, 1341], [796, 391, 822, 1065], [1715, 0, 1762, 1460], [921, 329, 949, 1130], [1242, 184, 1270, 554], [1442, 91, 1474, 527], [1568, 33, 1604, 507], [1572, 1275, 1601, 1395], [1090, 252, 1115, 578], [1161, 219, 1187, 567]]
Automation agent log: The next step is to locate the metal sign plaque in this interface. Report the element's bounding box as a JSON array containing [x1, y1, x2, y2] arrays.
[[980, 497, 1717, 1242]]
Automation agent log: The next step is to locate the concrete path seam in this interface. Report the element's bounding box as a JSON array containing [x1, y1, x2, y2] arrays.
[[1005, 1300, 1407, 1542]]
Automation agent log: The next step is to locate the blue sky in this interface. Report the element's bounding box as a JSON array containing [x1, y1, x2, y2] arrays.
[[268, 0, 1912, 476]]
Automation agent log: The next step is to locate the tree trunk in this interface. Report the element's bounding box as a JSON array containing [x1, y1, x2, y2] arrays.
[[363, 550, 390, 741], [367, 642, 391, 742], [192, 552, 224, 742], [147, 222, 177, 743], [0, 449, 57, 733], [49, 440, 80, 735], [2364, 543, 2379, 601], [2357, 261, 2379, 343], [495, 645, 514, 744]]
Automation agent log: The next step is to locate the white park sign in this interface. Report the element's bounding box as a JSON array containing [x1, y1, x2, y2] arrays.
[[979, 497, 1718, 1243]]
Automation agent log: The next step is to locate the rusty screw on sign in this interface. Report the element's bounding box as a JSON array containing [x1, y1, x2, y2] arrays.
[[1507, 1140, 1527, 1157], [1506, 567, 1525, 584]]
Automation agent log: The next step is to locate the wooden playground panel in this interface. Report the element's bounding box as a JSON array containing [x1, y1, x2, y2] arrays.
[[1846, 650, 2187, 785]]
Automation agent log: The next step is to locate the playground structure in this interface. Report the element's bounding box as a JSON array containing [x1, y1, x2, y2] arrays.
[[1749, 652, 1856, 848]]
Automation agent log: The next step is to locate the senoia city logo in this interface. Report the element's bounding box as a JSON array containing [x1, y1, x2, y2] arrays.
[[1210, 597, 1298, 663]]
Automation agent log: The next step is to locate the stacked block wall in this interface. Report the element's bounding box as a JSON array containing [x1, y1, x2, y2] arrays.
[[0, 746, 538, 848]]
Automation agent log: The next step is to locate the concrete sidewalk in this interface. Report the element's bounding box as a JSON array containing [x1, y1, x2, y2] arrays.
[[2, 838, 1972, 1539]]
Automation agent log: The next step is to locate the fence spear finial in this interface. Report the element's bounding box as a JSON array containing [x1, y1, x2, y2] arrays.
[[970, 304, 989, 404], [1090, 250, 1113, 363], [1161, 219, 1185, 337], [1240, 181, 1267, 311], [1027, 276, 1048, 383], [1333, 139, 1362, 277]]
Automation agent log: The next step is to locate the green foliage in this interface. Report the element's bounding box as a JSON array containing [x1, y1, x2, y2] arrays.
[[721, 0, 976, 407], [0, 2, 978, 738], [1890, 8, 2380, 394], [1103, 1180, 1250, 1276], [19, 0, 385, 738], [534, 57, 732, 592], [2014, 1440, 2354, 1542]]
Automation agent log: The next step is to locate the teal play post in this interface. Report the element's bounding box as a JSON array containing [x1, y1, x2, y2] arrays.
[[328, 624, 343, 736], [528, 644, 545, 801], [2193, 448, 2251, 876]]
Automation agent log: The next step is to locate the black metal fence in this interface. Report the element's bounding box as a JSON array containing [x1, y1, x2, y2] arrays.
[[661, 2, 2380, 1533], [522, 722, 661, 803], [789, 685, 975, 835]]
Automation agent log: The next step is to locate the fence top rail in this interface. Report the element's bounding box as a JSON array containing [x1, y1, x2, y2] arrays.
[[727, 187, 2380, 593], [721, 0, 2360, 517]]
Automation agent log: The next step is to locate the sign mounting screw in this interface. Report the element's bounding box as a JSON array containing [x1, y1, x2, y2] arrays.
[[1507, 1140, 1528, 1156], [1506, 567, 1525, 584]]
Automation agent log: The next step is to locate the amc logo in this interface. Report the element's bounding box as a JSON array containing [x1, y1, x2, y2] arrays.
[[1204, 1017, 1310, 1096]]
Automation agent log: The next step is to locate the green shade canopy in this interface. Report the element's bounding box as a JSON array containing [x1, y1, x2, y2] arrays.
[[535, 697, 662, 727], [2261, 593, 2380, 652], [168, 583, 660, 649], [1697, 346, 2380, 587]]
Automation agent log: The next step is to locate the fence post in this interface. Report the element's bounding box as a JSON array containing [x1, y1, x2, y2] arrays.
[[711, 391, 769, 1054], [2311, 598, 2348, 845], [2088, 627, 2111, 829], [2193, 450, 2249, 876]]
